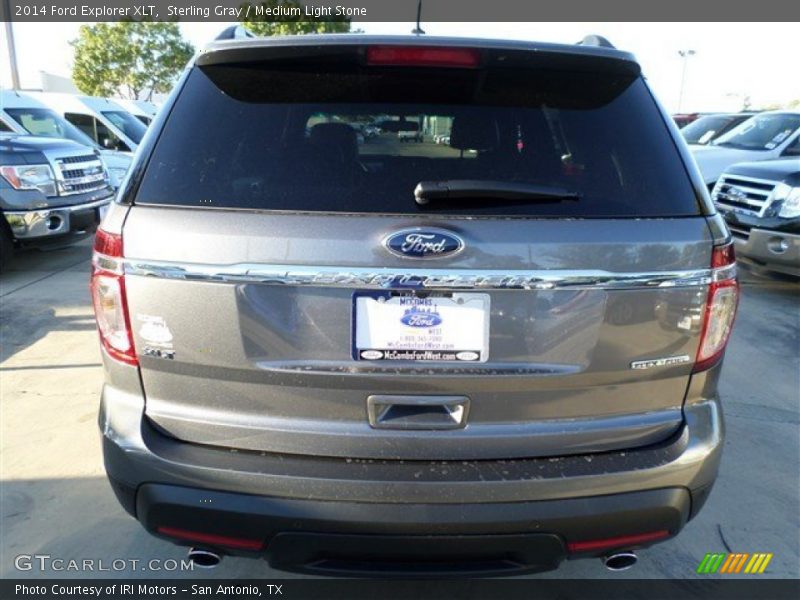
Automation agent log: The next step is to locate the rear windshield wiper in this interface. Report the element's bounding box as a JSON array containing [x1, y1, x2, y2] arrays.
[[414, 180, 581, 206]]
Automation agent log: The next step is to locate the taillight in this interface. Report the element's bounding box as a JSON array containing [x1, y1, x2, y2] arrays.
[[91, 228, 137, 365], [694, 242, 739, 373], [366, 46, 481, 68]]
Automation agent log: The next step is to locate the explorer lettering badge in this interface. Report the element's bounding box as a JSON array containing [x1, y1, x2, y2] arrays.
[[384, 228, 464, 259]]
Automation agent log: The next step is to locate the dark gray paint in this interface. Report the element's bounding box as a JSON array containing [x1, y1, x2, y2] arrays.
[[120, 207, 714, 459]]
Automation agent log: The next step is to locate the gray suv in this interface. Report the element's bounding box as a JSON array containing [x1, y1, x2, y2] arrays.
[[93, 35, 739, 576]]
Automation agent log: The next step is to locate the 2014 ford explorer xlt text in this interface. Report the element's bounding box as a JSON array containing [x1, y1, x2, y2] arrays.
[[93, 35, 739, 576]]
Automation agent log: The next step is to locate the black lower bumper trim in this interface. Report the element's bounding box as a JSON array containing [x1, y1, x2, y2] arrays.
[[268, 532, 565, 576], [135, 483, 689, 575]]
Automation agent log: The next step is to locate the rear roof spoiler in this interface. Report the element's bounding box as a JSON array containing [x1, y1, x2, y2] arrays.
[[198, 34, 639, 75]]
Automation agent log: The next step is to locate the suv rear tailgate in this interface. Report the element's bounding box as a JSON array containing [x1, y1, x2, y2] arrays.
[[122, 208, 711, 460], [120, 40, 711, 460]]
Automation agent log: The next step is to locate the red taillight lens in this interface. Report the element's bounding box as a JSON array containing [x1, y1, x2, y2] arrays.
[[694, 243, 739, 373], [366, 46, 481, 68], [93, 225, 124, 256], [91, 228, 137, 366], [711, 242, 736, 269]]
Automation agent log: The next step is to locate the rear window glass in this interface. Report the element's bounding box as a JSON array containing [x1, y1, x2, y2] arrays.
[[712, 113, 800, 151], [681, 115, 732, 144], [5, 107, 97, 148], [136, 61, 699, 217]]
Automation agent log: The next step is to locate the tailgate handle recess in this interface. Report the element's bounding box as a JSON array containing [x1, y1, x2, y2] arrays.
[[367, 395, 470, 430]]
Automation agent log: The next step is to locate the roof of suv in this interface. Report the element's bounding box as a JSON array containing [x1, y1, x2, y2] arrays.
[[199, 34, 640, 71]]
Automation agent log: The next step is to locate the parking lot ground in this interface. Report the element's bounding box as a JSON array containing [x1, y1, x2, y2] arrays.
[[1, 240, 798, 579]]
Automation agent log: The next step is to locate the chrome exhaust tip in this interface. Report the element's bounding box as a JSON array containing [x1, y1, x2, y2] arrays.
[[187, 547, 222, 569], [603, 551, 638, 571]]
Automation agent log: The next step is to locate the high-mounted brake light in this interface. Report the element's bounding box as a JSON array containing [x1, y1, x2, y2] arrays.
[[90, 228, 137, 366], [366, 46, 481, 68], [694, 242, 738, 373]]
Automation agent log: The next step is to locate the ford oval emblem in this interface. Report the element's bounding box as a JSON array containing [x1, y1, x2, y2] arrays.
[[384, 228, 464, 259], [401, 307, 443, 328]]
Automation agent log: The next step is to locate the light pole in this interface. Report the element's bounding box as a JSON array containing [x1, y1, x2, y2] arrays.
[[411, 0, 425, 35], [677, 49, 696, 113], [2, 0, 21, 89]]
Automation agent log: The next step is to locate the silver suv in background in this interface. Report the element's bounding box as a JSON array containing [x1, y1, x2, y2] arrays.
[[712, 157, 800, 276], [93, 35, 738, 576]]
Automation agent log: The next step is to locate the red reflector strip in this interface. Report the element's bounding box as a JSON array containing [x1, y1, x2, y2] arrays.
[[157, 526, 263, 551], [367, 46, 480, 68], [567, 530, 670, 553]]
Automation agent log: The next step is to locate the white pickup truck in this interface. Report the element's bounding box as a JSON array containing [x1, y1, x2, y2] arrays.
[[690, 110, 800, 189], [398, 130, 423, 142]]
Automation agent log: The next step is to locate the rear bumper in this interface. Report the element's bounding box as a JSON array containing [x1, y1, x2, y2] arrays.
[[99, 363, 724, 574], [123, 483, 689, 576], [732, 227, 800, 277]]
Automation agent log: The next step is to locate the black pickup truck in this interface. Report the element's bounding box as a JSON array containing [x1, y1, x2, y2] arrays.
[[711, 158, 800, 277], [0, 133, 114, 269]]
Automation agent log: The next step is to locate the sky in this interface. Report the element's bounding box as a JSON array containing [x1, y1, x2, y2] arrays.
[[1, 21, 798, 113]]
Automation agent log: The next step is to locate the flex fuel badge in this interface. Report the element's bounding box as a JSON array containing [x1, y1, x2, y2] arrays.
[[137, 314, 175, 360]]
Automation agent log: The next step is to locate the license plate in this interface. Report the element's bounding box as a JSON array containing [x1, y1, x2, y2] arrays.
[[353, 292, 490, 362]]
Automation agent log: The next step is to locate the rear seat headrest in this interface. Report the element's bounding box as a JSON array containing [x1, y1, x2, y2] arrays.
[[308, 123, 358, 163], [449, 115, 500, 151]]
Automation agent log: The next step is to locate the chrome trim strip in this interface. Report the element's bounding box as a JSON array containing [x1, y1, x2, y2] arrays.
[[630, 355, 691, 370], [124, 260, 719, 290], [46, 149, 108, 197], [59, 184, 109, 197], [63, 173, 106, 186], [718, 174, 780, 188], [55, 160, 103, 172], [65, 197, 112, 212], [717, 194, 767, 207], [715, 175, 778, 218], [3, 196, 112, 216]]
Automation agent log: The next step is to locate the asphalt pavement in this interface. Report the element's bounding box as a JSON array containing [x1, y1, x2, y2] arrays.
[[1, 239, 798, 579]]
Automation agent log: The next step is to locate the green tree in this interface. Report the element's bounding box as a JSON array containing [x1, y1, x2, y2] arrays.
[[240, 1, 352, 36], [72, 21, 194, 100]]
